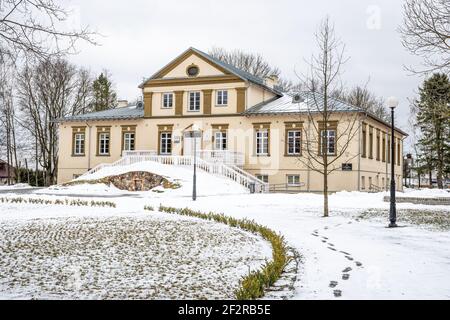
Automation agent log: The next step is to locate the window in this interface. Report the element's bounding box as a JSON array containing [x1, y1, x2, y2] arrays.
[[361, 176, 366, 190], [98, 133, 110, 155], [189, 92, 201, 111], [321, 130, 336, 155], [397, 138, 401, 166], [376, 132, 381, 161], [287, 175, 301, 186], [382, 134, 386, 162], [73, 174, 81, 179], [387, 135, 391, 163], [187, 65, 199, 77], [162, 93, 173, 108], [160, 132, 172, 155], [256, 129, 269, 155], [362, 124, 367, 158], [123, 132, 135, 151], [214, 131, 227, 150], [256, 174, 269, 183], [73, 133, 85, 155], [216, 90, 228, 106], [369, 177, 372, 188], [287, 130, 301, 155], [369, 127, 373, 159]]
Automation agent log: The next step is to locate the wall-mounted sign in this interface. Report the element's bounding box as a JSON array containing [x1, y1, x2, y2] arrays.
[[342, 163, 353, 171], [173, 136, 181, 144]]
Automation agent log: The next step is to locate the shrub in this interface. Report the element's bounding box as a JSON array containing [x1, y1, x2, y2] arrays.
[[148, 205, 291, 300]]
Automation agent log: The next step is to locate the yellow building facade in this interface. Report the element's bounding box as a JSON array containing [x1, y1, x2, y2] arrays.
[[57, 48, 406, 192]]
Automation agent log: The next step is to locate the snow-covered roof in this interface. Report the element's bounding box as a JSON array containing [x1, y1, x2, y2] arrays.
[[244, 91, 361, 115], [57, 104, 144, 122], [244, 92, 408, 136]]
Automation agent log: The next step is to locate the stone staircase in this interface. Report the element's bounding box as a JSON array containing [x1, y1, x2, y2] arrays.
[[79, 150, 269, 193]]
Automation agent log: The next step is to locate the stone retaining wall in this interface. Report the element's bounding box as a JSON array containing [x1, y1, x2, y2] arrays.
[[383, 196, 450, 206]]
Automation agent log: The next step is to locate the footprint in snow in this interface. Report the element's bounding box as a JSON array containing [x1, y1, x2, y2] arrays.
[[342, 267, 352, 273], [342, 274, 350, 280], [355, 261, 363, 267], [345, 256, 354, 261], [328, 247, 337, 251], [329, 281, 338, 288], [333, 290, 342, 297]]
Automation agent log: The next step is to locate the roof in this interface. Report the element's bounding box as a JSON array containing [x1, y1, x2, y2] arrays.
[[57, 104, 144, 122], [139, 47, 283, 96], [244, 92, 361, 115], [244, 92, 408, 136]]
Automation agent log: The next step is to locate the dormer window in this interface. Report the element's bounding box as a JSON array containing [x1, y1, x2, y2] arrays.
[[186, 65, 199, 77]]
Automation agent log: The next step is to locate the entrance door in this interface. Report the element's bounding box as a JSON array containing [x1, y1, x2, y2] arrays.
[[183, 131, 202, 156]]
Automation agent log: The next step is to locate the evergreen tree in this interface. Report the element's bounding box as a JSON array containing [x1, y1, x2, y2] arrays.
[[92, 71, 117, 112], [414, 73, 450, 188]]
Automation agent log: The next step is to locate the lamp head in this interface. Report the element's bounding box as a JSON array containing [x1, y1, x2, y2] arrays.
[[387, 96, 399, 109]]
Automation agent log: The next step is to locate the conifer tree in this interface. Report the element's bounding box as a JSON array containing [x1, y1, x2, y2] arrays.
[[414, 73, 450, 188], [92, 71, 117, 112]]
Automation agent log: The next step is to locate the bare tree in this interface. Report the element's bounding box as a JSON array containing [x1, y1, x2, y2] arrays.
[[209, 47, 297, 92], [16, 57, 92, 185], [0, 0, 97, 61], [296, 17, 360, 217], [341, 84, 389, 122], [399, 0, 450, 74], [0, 60, 19, 184]]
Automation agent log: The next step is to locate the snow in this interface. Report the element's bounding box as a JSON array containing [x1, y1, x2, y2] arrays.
[[0, 183, 34, 190], [1, 162, 449, 300], [34, 183, 130, 196], [0, 204, 271, 300], [62, 161, 249, 197], [400, 188, 450, 198]]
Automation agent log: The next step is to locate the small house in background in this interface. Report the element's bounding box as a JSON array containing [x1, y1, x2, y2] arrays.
[[0, 159, 15, 185]]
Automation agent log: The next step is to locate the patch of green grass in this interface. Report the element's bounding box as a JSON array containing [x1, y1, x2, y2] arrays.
[[150, 205, 291, 300]]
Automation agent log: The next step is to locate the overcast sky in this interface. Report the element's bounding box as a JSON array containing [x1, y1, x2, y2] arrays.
[[67, 0, 425, 150]]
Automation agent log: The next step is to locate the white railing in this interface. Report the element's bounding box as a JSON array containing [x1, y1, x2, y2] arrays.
[[79, 152, 267, 193], [195, 150, 244, 167], [122, 150, 157, 157]]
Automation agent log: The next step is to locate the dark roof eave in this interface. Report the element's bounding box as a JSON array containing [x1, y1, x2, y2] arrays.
[[55, 115, 144, 123]]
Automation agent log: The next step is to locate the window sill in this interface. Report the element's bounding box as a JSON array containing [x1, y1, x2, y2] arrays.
[[254, 154, 271, 157], [187, 110, 200, 113], [215, 105, 228, 107], [71, 154, 85, 157], [285, 154, 301, 157], [97, 154, 110, 157]]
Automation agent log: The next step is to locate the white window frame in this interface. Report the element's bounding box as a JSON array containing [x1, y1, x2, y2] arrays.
[[216, 90, 228, 106], [74, 133, 85, 155], [287, 130, 301, 155], [123, 132, 135, 151], [321, 129, 336, 156], [98, 133, 110, 155], [188, 91, 201, 112], [214, 131, 227, 150], [160, 132, 172, 155], [162, 93, 173, 109], [256, 129, 269, 156], [287, 175, 301, 187]]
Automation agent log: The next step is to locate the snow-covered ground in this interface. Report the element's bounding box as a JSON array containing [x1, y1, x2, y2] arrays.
[[0, 183, 35, 190], [34, 161, 249, 197], [1, 162, 449, 300], [401, 187, 450, 198], [0, 203, 271, 300]]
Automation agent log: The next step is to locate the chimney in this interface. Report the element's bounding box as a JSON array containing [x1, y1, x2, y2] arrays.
[[264, 74, 279, 89], [117, 100, 128, 108]]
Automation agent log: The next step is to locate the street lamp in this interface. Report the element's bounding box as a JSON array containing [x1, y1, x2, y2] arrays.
[[387, 96, 399, 228], [192, 124, 201, 201]]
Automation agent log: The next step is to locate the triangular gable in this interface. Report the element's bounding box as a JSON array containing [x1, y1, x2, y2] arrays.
[[149, 48, 232, 80]]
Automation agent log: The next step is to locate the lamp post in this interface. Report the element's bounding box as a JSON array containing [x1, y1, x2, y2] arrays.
[[192, 124, 200, 201], [387, 97, 399, 228]]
